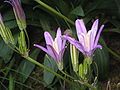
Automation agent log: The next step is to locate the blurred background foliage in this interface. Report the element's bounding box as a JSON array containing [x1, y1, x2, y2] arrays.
[[0, 0, 120, 89]]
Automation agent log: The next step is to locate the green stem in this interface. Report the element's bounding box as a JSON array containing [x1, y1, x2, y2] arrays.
[[60, 70, 75, 80], [24, 56, 96, 89], [2, 59, 15, 82], [74, 80, 96, 90], [0, 77, 33, 89], [24, 56, 72, 83], [34, 0, 74, 25], [24, 29, 30, 50]]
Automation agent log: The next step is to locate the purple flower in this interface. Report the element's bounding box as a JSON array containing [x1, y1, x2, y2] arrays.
[[34, 28, 66, 63], [63, 19, 104, 57], [5, 0, 26, 30]]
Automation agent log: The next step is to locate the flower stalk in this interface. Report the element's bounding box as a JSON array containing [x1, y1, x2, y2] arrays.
[[18, 31, 28, 57], [70, 44, 79, 73], [25, 56, 96, 90], [79, 57, 92, 81]]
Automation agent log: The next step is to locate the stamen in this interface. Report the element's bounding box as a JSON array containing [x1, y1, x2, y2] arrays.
[[85, 34, 90, 52], [53, 38, 59, 54]]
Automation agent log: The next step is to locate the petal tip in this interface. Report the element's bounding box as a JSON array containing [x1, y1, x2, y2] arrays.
[[75, 19, 83, 23], [44, 31, 49, 35], [57, 27, 61, 30], [100, 46, 102, 49], [33, 44, 36, 46], [33, 44, 40, 47], [95, 19, 99, 22], [57, 27, 61, 33]]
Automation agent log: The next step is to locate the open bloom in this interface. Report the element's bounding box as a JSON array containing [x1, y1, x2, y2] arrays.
[[63, 19, 104, 57], [5, 0, 26, 30], [34, 28, 66, 63]]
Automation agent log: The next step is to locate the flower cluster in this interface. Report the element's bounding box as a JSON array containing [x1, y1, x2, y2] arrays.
[[34, 19, 104, 69]]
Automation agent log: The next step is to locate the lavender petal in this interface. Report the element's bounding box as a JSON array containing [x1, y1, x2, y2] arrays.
[[63, 35, 85, 54], [62, 39, 66, 49], [58, 48, 66, 62], [75, 19, 87, 46], [95, 44, 102, 49], [34, 44, 48, 53], [90, 19, 99, 49], [46, 45, 59, 62], [94, 25, 104, 48], [56, 28, 62, 52], [75, 19, 87, 34], [44, 32, 53, 45]]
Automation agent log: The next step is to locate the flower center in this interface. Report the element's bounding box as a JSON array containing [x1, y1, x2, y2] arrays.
[[53, 39, 59, 54], [84, 34, 90, 52]]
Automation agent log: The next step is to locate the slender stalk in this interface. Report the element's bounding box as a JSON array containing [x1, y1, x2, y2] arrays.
[[24, 29, 30, 50], [0, 77, 33, 90], [74, 80, 96, 90], [60, 70, 75, 80], [6, 68, 45, 85], [24, 56, 72, 84], [34, 0, 74, 25], [2, 59, 15, 82], [24, 56, 96, 90], [9, 75, 14, 90]]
